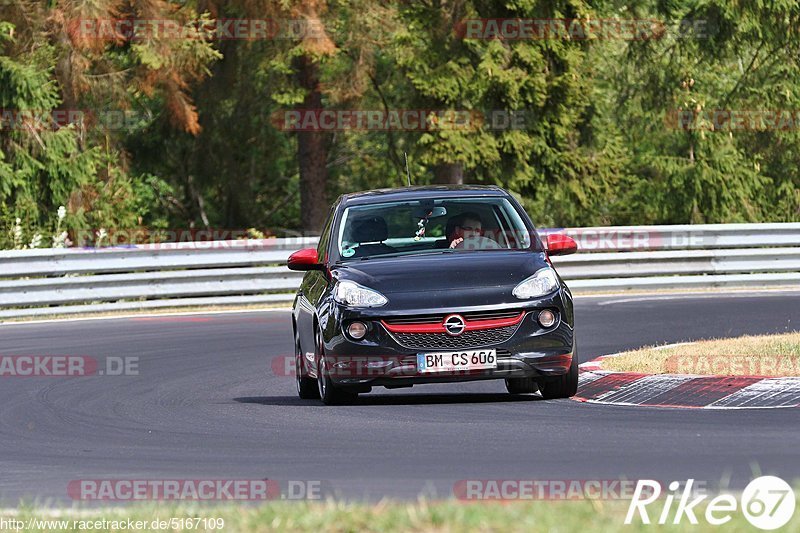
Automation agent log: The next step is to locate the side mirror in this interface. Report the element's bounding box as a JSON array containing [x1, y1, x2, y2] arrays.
[[546, 234, 578, 256], [287, 248, 322, 271]]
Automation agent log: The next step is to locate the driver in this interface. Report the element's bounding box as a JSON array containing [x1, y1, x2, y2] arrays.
[[447, 212, 483, 249]]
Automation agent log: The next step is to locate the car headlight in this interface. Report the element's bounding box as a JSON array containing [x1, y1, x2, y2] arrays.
[[512, 268, 559, 299], [334, 280, 388, 307]]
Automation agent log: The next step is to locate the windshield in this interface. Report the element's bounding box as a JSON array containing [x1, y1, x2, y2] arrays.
[[335, 197, 538, 261]]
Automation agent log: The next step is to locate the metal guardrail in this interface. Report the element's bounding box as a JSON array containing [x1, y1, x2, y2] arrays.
[[0, 239, 314, 319], [541, 223, 800, 251], [0, 225, 799, 319]]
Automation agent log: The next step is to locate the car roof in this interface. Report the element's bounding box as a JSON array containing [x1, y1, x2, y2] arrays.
[[338, 185, 509, 206]]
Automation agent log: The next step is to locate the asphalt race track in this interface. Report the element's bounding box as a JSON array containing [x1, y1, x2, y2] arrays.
[[1, 292, 799, 504]]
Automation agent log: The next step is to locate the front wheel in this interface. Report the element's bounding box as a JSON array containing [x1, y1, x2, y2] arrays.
[[296, 339, 319, 400], [315, 331, 357, 405], [538, 345, 579, 400]]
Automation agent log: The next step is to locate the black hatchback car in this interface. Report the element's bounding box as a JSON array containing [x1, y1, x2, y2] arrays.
[[289, 186, 578, 404]]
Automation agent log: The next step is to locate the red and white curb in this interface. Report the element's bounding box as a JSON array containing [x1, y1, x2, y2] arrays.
[[576, 349, 800, 409]]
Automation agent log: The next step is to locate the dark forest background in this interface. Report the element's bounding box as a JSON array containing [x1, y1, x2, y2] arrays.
[[1, 0, 799, 247]]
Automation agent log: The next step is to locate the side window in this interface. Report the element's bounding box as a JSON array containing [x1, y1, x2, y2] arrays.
[[316, 205, 336, 262]]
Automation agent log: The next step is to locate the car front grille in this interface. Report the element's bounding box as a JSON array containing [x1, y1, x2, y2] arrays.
[[390, 324, 520, 350], [383, 309, 522, 325]]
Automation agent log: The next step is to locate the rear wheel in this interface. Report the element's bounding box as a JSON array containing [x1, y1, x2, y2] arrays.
[[505, 377, 538, 394], [315, 330, 357, 405], [295, 338, 319, 400], [538, 346, 579, 400]]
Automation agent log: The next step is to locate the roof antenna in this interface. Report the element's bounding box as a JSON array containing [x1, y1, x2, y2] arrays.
[[404, 152, 412, 187]]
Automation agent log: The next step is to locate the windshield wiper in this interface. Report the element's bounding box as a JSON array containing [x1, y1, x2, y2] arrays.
[[354, 249, 455, 261]]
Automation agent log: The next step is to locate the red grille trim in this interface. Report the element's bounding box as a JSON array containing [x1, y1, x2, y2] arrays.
[[381, 312, 525, 334]]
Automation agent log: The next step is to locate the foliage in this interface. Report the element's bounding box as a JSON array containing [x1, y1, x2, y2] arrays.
[[1, 0, 798, 246], [0, 0, 219, 246]]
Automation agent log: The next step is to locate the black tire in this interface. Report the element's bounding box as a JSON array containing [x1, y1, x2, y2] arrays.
[[315, 331, 357, 405], [295, 338, 319, 400], [505, 377, 538, 394], [539, 346, 579, 400]]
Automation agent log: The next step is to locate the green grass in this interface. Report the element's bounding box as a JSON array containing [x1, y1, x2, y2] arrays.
[[601, 332, 800, 376], [4, 499, 799, 532]]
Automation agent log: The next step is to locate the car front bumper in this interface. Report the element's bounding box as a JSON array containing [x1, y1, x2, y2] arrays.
[[316, 290, 575, 389]]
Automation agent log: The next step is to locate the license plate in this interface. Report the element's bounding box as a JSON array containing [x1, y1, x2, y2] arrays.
[[416, 349, 497, 373]]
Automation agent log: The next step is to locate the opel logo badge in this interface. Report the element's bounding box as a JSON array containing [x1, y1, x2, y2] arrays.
[[443, 314, 466, 336]]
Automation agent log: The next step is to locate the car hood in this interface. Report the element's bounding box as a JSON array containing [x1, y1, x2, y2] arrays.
[[331, 251, 553, 311]]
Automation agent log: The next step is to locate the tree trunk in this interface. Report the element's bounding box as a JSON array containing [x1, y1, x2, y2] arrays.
[[433, 163, 464, 185], [296, 55, 329, 234]]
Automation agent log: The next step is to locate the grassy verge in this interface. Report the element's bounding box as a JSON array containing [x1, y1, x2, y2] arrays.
[[601, 332, 800, 376], [6, 499, 796, 533]]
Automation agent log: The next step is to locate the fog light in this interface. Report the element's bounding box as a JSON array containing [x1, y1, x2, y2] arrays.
[[538, 310, 556, 328], [366, 360, 393, 368], [347, 321, 368, 340]]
